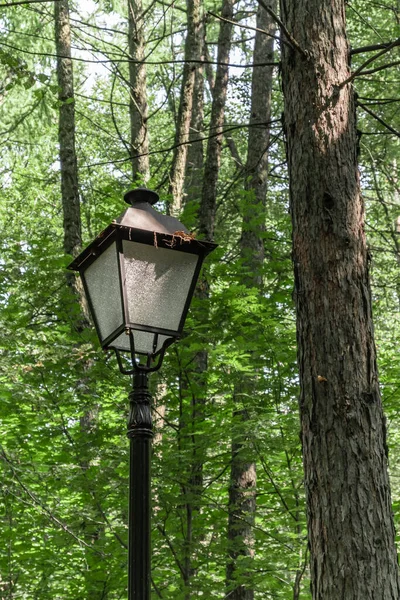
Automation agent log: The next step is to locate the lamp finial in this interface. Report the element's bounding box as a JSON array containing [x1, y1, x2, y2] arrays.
[[124, 188, 159, 206]]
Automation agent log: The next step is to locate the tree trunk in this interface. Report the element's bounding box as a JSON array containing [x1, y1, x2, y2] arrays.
[[226, 5, 276, 598], [173, 6, 233, 592], [242, 0, 276, 272], [184, 45, 205, 204], [172, 28, 206, 600], [280, 1, 400, 597], [54, 0, 89, 325], [168, 0, 203, 214], [55, 0, 81, 260], [202, 47, 242, 169], [199, 0, 234, 240], [128, 0, 149, 182], [55, 5, 101, 597]]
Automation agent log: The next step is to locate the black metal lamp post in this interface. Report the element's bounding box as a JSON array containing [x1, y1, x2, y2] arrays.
[[67, 188, 217, 600]]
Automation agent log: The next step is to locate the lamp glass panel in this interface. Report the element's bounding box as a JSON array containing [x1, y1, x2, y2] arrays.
[[83, 242, 123, 343], [109, 330, 171, 355], [122, 240, 198, 332]]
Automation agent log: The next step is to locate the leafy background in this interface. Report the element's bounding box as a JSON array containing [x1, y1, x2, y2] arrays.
[[0, 0, 399, 597]]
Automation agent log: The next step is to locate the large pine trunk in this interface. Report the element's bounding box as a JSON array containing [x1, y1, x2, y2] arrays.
[[280, 1, 400, 597]]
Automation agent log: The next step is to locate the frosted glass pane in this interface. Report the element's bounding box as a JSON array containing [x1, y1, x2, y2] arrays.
[[122, 241, 198, 332], [84, 243, 123, 343], [110, 330, 171, 355]]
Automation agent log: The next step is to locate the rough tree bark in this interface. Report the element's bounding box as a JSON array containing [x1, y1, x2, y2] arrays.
[[55, 0, 81, 261], [128, 0, 149, 182], [280, 0, 400, 597], [169, 0, 203, 214], [226, 4, 276, 598], [54, 0, 89, 326]]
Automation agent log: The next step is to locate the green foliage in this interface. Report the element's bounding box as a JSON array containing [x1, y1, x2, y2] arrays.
[[0, 0, 399, 597]]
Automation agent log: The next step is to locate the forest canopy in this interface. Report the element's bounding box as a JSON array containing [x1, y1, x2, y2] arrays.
[[0, 0, 400, 598]]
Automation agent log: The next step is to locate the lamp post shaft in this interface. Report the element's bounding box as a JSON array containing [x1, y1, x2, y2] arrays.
[[127, 370, 153, 600]]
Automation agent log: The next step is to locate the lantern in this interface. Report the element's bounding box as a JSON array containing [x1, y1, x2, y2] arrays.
[[67, 188, 217, 364]]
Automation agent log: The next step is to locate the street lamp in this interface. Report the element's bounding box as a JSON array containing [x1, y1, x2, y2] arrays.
[[67, 188, 217, 600]]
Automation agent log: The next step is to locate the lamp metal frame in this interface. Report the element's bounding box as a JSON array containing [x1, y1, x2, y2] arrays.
[[69, 223, 215, 357]]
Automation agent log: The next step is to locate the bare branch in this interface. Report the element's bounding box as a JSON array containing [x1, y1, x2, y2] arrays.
[[0, 0, 59, 6], [75, 92, 129, 107], [346, 3, 386, 43], [109, 72, 131, 153], [358, 101, 400, 138], [354, 60, 400, 77], [207, 9, 282, 45], [340, 37, 400, 87], [356, 96, 400, 106], [257, 0, 307, 57], [81, 119, 281, 169], [0, 40, 278, 68], [351, 38, 400, 56]]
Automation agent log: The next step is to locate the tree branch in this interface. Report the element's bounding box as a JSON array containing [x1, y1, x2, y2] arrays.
[[0, 39, 277, 68], [253, 441, 300, 523], [207, 9, 282, 45], [0, 448, 106, 556], [109, 71, 131, 153], [340, 37, 400, 87], [157, 524, 187, 579], [81, 119, 282, 168], [257, 0, 307, 57], [0, 0, 59, 6], [354, 60, 400, 77], [351, 38, 400, 56], [151, 576, 164, 599], [358, 101, 400, 138], [356, 96, 400, 106]]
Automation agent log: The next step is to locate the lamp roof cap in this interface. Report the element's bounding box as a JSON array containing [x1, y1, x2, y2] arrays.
[[124, 187, 159, 206]]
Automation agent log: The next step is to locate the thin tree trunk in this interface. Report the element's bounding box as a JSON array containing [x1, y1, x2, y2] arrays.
[[192, 4, 233, 588], [55, 5, 102, 597], [184, 50, 205, 204], [173, 29, 206, 600], [199, 0, 234, 240], [175, 4, 234, 592], [226, 4, 276, 598], [55, 0, 81, 261], [280, 1, 400, 597], [54, 0, 88, 324], [242, 0, 275, 269], [128, 0, 149, 182], [203, 47, 242, 169], [169, 0, 203, 214]]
